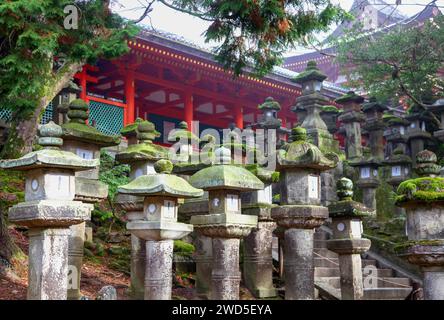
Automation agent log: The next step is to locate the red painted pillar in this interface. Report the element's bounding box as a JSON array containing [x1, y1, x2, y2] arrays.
[[124, 70, 135, 125], [185, 92, 193, 131], [80, 66, 87, 102], [235, 106, 244, 129]]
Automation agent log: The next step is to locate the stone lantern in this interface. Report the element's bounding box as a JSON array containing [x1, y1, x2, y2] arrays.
[[52, 80, 81, 125], [395, 150, 444, 300], [336, 91, 365, 160], [383, 114, 410, 157], [61, 98, 121, 300], [120, 117, 144, 146], [405, 106, 434, 166], [189, 147, 264, 300], [383, 146, 412, 188], [168, 121, 199, 163], [241, 165, 278, 298], [118, 159, 203, 300], [362, 97, 388, 160], [349, 150, 381, 211], [0, 121, 97, 300], [271, 126, 337, 300], [115, 120, 168, 299], [257, 97, 282, 129], [427, 98, 444, 142], [320, 105, 341, 135], [327, 178, 373, 300]]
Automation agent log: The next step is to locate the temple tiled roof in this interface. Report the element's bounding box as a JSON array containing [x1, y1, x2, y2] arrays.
[[136, 26, 348, 97]]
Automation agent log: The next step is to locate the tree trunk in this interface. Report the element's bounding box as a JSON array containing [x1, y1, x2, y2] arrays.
[[1, 61, 84, 158], [0, 61, 84, 276]]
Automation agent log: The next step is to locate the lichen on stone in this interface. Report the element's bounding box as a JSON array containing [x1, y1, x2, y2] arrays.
[[396, 177, 444, 204]]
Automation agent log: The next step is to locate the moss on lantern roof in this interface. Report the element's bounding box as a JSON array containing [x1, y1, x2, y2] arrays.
[[362, 97, 388, 113], [167, 121, 199, 143], [118, 160, 203, 198], [321, 105, 341, 113], [349, 156, 382, 168], [383, 114, 409, 126], [120, 118, 144, 136], [277, 127, 336, 170], [335, 91, 364, 104], [62, 99, 121, 146], [244, 164, 279, 183], [0, 122, 98, 171], [395, 177, 444, 205], [383, 148, 412, 165], [116, 142, 168, 163], [258, 97, 281, 111], [188, 147, 263, 191], [291, 61, 327, 84]]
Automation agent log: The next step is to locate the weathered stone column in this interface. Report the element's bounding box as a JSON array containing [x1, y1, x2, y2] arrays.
[[362, 98, 387, 160], [115, 119, 168, 299], [119, 159, 203, 300], [0, 122, 96, 300], [190, 147, 263, 300], [272, 127, 337, 300], [336, 91, 365, 160], [327, 178, 372, 300], [61, 99, 121, 299], [396, 150, 444, 300]]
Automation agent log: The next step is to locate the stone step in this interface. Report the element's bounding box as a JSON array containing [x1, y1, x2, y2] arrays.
[[316, 276, 411, 289], [315, 267, 394, 278], [313, 248, 338, 259], [314, 257, 339, 268], [363, 288, 412, 300]]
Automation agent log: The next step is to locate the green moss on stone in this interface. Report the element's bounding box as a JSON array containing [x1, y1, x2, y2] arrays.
[[396, 177, 444, 204], [62, 122, 121, 146]]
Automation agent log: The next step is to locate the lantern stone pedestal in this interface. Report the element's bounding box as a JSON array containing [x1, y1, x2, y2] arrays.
[[272, 127, 337, 300], [61, 99, 121, 299], [190, 147, 263, 300], [396, 150, 444, 300], [0, 122, 97, 300], [115, 120, 168, 299], [118, 159, 203, 300], [327, 178, 372, 300], [241, 169, 277, 298]]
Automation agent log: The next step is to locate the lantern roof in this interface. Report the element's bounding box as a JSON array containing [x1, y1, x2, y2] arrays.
[[383, 147, 412, 165], [362, 97, 388, 113], [189, 147, 264, 191], [291, 61, 327, 84], [118, 159, 203, 198], [258, 97, 281, 111], [335, 91, 364, 105], [0, 121, 98, 171]]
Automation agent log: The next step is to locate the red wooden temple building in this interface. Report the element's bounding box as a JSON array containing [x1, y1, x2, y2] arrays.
[[71, 28, 347, 144]]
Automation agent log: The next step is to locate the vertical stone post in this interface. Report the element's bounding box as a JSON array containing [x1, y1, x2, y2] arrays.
[[396, 150, 444, 300], [241, 179, 277, 298], [115, 120, 168, 299], [272, 127, 337, 300], [190, 147, 263, 300], [349, 150, 381, 211], [119, 159, 203, 300], [327, 178, 372, 300], [1, 122, 97, 300], [61, 99, 121, 299], [336, 91, 365, 160]]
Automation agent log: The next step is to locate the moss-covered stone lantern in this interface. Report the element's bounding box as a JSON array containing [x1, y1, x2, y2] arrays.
[[60, 98, 121, 299], [241, 165, 279, 298], [271, 126, 337, 300], [115, 120, 168, 299], [118, 159, 203, 300], [0, 121, 97, 300], [120, 117, 145, 146], [168, 121, 199, 163], [336, 91, 365, 160], [52, 80, 81, 125], [349, 149, 382, 211], [327, 178, 373, 300], [395, 150, 444, 300], [383, 146, 412, 188], [257, 97, 282, 129], [189, 147, 264, 300]]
